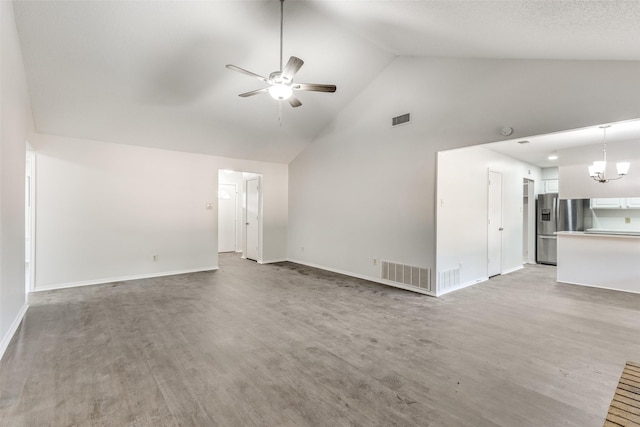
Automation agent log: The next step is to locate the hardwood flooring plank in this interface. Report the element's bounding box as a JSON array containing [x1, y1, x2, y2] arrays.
[[2, 256, 640, 426]]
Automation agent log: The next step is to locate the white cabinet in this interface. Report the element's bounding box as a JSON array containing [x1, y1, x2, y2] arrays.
[[627, 198, 640, 208], [591, 198, 640, 209], [591, 198, 624, 209], [543, 179, 559, 194]]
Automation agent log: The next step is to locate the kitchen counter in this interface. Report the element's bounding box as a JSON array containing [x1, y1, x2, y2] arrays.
[[556, 231, 640, 294], [556, 230, 640, 239]]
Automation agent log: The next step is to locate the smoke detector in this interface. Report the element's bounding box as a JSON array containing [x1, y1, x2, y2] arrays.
[[501, 127, 514, 136]]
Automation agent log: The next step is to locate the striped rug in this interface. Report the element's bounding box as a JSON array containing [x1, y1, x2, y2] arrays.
[[604, 361, 640, 426]]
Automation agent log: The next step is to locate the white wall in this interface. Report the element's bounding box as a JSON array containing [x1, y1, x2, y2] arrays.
[[559, 140, 640, 199], [437, 146, 541, 294], [1, 1, 35, 357], [32, 134, 288, 290], [288, 56, 640, 292]]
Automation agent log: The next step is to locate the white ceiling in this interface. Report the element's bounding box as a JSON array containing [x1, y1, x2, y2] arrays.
[[484, 118, 640, 169], [12, 0, 640, 163]]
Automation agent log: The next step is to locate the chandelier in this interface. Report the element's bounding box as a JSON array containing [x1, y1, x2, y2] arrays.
[[588, 125, 630, 183]]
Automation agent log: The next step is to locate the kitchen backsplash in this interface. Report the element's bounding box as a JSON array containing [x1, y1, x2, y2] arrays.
[[591, 208, 640, 231]]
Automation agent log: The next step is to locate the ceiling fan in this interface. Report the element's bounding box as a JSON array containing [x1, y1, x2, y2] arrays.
[[225, 0, 336, 108]]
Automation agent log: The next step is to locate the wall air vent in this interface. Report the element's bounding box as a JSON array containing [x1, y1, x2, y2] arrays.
[[392, 113, 411, 127], [381, 260, 431, 291], [438, 267, 460, 291]]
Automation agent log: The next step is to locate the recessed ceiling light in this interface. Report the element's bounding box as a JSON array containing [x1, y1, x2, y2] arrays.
[[548, 154, 558, 160]]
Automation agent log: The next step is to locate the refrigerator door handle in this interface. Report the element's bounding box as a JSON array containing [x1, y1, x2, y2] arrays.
[[539, 235, 557, 239]]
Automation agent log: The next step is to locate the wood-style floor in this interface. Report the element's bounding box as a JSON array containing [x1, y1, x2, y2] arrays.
[[1, 254, 639, 426]]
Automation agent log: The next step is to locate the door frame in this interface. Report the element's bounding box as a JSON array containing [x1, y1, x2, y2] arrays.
[[523, 178, 536, 264], [243, 175, 263, 262], [25, 148, 36, 293], [487, 170, 503, 277]]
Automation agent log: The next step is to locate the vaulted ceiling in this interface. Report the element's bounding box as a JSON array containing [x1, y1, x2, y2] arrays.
[[12, 1, 640, 163]]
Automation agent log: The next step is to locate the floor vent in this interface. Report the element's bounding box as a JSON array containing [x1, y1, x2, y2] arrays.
[[392, 113, 411, 127], [438, 268, 460, 291], [381, 261, 431, 291]]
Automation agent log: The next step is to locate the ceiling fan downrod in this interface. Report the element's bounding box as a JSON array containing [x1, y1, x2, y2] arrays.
[[279, 0, 284, 72]]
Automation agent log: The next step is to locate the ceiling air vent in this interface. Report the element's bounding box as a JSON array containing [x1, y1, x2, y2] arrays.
[[392, 113, 411, 127]]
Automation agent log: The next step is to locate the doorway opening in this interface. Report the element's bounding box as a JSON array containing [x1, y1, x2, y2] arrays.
[[218, 181, 238, 253], [218, 170, 263, 262]]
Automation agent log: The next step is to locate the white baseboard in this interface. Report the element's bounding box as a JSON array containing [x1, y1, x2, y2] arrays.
[[502, 264, 524, 275], [436, 277, 489, 297], [557, 279, 640, 295], [259, 258, 287, 265], [287, 258, 435, 296], [0, 303, 29, 361], [32, 266, 219, 292], [435, 265, 523, 297]]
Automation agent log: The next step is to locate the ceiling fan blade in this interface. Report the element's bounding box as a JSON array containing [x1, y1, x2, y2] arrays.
[[226, 64, 268, 83], [281, 56, 304, 82], [293, 83, 337, 93], [288, 96, 302, 108], [239, 88, 269, 98]]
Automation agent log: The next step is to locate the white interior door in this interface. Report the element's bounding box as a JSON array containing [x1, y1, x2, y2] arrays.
[[218, 184, 237, 253], [245, 178, 260, 261], [488, 171, 503, 277]]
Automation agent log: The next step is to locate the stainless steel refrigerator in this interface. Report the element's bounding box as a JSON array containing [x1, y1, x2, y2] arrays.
[[536, 194, 590, 265]]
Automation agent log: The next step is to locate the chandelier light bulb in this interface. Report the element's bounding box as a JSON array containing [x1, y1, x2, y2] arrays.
[[591, 161, 606, 175], [616, 162, 630, 176]]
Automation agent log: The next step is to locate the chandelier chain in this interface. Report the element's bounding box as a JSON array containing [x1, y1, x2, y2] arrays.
[[602, 125, 608, 164]]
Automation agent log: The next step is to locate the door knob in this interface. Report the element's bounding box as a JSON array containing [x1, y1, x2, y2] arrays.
[[499, 227, 504, 231]]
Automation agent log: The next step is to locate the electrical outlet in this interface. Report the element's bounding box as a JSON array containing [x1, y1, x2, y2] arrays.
[[301, 247, 304, 252], [153, 255, 158, 262], [625, 217, 631, 224], [373, 258, 377, 266]]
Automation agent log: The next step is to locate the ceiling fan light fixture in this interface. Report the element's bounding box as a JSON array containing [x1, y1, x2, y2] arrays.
[[268, 84, 293, 100], [225, 0, 336, 108]]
